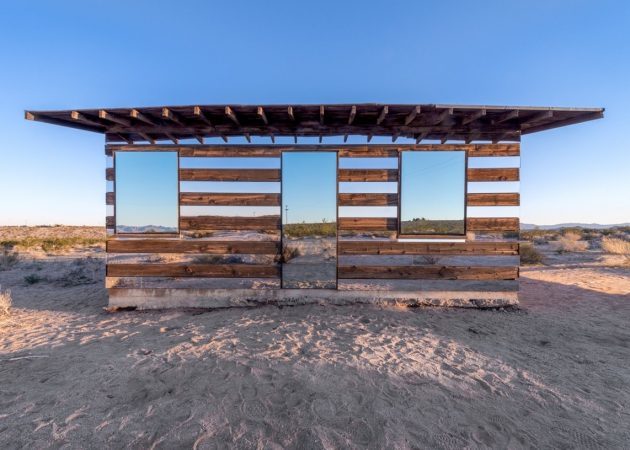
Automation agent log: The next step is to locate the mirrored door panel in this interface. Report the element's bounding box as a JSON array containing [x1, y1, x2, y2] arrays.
[[282, 152, 337, 289]]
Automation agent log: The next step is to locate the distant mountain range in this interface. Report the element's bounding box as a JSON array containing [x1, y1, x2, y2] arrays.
[[521, 223, 630, 230]]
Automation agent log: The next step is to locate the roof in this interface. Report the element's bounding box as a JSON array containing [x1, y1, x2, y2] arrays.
[[24, 103, 604, 144]]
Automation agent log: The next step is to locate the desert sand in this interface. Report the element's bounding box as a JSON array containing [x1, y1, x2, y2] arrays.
[[1, 232, 629, 448]]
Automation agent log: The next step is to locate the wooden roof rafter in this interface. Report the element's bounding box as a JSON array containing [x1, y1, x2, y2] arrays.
[[25, 103, 604, 144]]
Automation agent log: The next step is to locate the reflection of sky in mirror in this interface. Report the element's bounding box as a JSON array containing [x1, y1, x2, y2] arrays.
[[115, 152, 178, 230], [400, 152, 465, 221], [282, 152, 336, 224]]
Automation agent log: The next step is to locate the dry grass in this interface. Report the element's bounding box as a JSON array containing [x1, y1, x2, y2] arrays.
[[0, 248, 19, 270], [520, 243, 545, 265], [278, 245, 301, 263], [283, 221, 336, 238], [601, 237, 630, 263], [0, 285, 11, 317], [553, 232, 589, 253]]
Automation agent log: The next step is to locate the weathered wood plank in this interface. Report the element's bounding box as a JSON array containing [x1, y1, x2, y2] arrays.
[[180, 193, 280, 206], [180, 215, 281, 231], [105, 167, 114, 181], [467, 193, 520, 206], [338, 169, 398, 182], [467, 168, 519, 182], [339, 241, 519, 256], [107, 239, 280, 254], [338, 217, 398, 231], [106, 216, 114, 228], [338, 193, 398, 206], [180, 169, 281, 182], [106, 263, 280, 278], [106, 192, 115, 205], [338, 265, 518, 280], [466, 217, 520, 232]]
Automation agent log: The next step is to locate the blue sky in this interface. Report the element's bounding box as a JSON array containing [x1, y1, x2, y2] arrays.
[[1, 1, 628, 226]]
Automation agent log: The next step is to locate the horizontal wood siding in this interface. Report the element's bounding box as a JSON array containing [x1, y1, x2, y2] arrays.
[[338, 265, 518, 280], [180, 215, 281, 231], [338, 217, 398, 231], [180, 193, 280, 206], [467, 217, 520, 232], [180, 169, 280, 181], [338, 193, 398, 206], [338, 169, 398, 182], [467, 193, 520, 206], [339, 241, 519, 256], [107, 263, 280, 278], [467, 168, 519, 182], [107, 239, 280, 254], [106, 192, 114, 205]]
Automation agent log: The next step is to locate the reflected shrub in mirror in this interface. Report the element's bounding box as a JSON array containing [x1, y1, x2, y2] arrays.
[[115, 151, 179, 233], [400, 151, 466, 235]]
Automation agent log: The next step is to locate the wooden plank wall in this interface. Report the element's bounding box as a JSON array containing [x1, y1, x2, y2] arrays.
[[336, 143, 520, 288], [106, 146, 281, 285], [106, 143, 520, 291]]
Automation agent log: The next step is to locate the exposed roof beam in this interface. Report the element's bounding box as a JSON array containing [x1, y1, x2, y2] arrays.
[[195, 135, 205, 144], [319, 105, 325, 125], [193, 106, 213, 128], [293, 135, 298, 144], [392, 133, 399, 143], [404, 106, 421, 125], [139, 132, 156, 144], [269, 133, 275, 144], [244, 133, 251, 143], [522, 110, 553, 126], [376, 106, 389, 125], [162, 107, 184, 126], [348, 105, 356, 125], [492, 109, 519, 124], [287, 106, 295, 121], [225, 106, 240, 125], [343, 134, 349, 143], [465, 133, 480, 144], [318, 134, 323, 143], [99, 110, 131, 127], [165, 132, 179, 144], [367, 133, 373, 143], [440, 136, 448, 144], [25, 111, 37, 121], [71, 111, 102, 128], [415, 131, 428, 144], [257, 107, 268, 125], [130, 109, 157, 126], [107, 132, 133, 144], [462, 109, 486, 125], [433, 108, 453, 125], [220, 135, 228, 143], [521, 111, 602, 135]]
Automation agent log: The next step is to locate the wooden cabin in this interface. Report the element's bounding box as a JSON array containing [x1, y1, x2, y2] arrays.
[[25, 104, 603, 309]]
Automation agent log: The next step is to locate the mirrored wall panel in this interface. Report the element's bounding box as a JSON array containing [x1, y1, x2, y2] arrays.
[[400, 151, 466, 236], [115, 151, 179, 233], [282, 152, 337, 288]]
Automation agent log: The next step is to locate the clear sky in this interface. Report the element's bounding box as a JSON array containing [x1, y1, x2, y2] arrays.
[[282, 153, 337, 224], [115, 152, 178, 231], [1, 0, 628, 226], [400, 152, 465, 221]]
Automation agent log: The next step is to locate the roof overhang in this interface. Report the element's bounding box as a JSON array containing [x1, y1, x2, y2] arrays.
[[24, 103, 604, 144]]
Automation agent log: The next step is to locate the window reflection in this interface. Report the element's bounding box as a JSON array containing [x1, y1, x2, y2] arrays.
[[400, 151, 466, 235], [115, 151, 179, 233]]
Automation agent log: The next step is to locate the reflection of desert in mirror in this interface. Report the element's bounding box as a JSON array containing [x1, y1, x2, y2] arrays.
[[282, 152, 337, 288], [400, 151, 466, 235], [115, 152, 179, 233]]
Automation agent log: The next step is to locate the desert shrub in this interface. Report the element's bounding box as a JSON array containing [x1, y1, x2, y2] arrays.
[[0, 237, 105, 252], [54, 267, 96, 287], [283, 221, 336, 238], [414, 255, 440, 265], [24, 274, 44, 285], [552, 232, 589, 253], [0, 286, 11, 317], [278, 245, 301, 263], [0, 247, 19, 270], [520, 244, 544, 265], [601, 237, 630, 261], [192, 254, 243, 264]]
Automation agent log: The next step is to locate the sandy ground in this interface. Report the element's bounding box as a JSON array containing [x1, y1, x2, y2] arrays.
[[1, 249, 629, 448]]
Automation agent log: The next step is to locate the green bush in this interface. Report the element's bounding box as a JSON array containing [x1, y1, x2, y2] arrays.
[[520, 244, 544, 265]]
